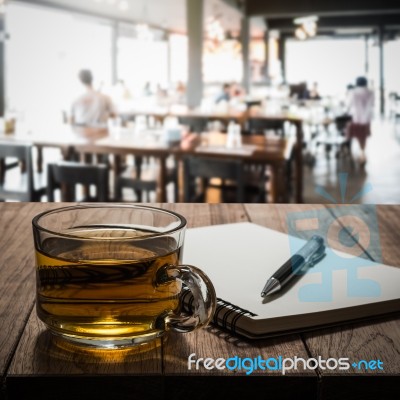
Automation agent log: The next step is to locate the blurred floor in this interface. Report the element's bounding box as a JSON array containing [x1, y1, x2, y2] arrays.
[[303, 119, 400, 204]]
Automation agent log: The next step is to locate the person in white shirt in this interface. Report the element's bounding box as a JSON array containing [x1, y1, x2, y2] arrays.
[[70, 70, 115, 127], [347, 76, 375, 164]]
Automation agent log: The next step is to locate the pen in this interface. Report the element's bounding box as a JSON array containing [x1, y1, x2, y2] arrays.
[[261, 235, 326, 297]]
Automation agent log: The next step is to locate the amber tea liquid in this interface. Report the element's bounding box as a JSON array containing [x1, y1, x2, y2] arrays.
[[35, 228, 181, 344]]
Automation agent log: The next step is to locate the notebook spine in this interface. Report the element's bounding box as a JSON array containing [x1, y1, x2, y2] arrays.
[[181, 289, 256, 334]]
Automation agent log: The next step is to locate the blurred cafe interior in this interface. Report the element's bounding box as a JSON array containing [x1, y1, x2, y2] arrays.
[[0, 0, 400, 204]]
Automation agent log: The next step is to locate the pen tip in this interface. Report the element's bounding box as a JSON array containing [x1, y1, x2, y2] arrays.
[[261, 278, 281, 297]]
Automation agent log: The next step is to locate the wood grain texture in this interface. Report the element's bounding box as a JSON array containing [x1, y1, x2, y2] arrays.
[[163, 327, 314, 376], [370, 205, 399, 267], [1, 203, 399, 400], [302, 205, 400, 398], [160, 203, 248, 227], [8, 309, 162, 376], [244, 203, 326, 235], [7, 309, 163, 400], [0, 203, 68, 377]]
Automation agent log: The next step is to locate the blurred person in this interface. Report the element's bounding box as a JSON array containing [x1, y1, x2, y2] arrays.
[[230, 82, 245, 98], [143, 81, 153, 97], [70, 69, 115, 127], [172, 81, 186, 104], [113, 80, 132, 101], [215, 83, 231, 104], [346, 83, 355, 103], [155, 84, 171, 107], [308, 82, 321, 100], [176, 81, 186, 97], [347, 76, 375, 165], [290, 82, 309, 100]]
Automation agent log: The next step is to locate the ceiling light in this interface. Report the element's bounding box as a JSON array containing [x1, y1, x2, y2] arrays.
[[136, 24, 154, 41], [294, 15, 319, 25], [293, 15, 319, 40], [295, 27, 307, 40], [303, 21, 317, 37], [206, 16, 225, 43]]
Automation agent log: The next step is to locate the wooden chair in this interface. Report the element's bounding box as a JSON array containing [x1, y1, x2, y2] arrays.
[[115, 157, 178, 202], [47, 161, 109, 202], [389, 92, 400, 121], [315, 115, 352, 159], [246, 118, 285, 137], [243, 119, 285, 201], [183, 156, 266, 203], [177, 116, 210, 133], [0, 142, 45, 201]]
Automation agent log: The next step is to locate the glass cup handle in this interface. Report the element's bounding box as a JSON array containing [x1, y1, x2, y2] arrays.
[[157, 265, 217, 333]]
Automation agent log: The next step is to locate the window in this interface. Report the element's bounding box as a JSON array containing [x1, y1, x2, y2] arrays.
[[169, 33, 188, 84], [250, 39, 266, 82], [286, 38, 365, 97], [385, 38, 400, 94], [203, 39, 243, 83], [6, 3, 112, 128], [117, 24, 169, 95]]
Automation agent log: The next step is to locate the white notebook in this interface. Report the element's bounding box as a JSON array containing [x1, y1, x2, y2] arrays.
[[182, 223, 400, 339]]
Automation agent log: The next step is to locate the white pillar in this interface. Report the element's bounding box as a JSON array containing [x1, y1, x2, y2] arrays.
[[241, 16, 251, 93], [111, 21, 118, 85], [186, 0, 204, 109], [0, 14, 6, 116]]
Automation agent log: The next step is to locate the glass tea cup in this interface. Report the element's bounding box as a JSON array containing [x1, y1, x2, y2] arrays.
[[32, 204, 216, 349]]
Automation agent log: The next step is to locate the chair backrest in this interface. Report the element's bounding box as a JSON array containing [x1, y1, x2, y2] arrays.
[[246, 118, 285, 137], [178, 116, 209, 133], [47, 162, 109, 202], [0, 142, 35, 201], [335, 115, 352, 135], [183, 156, 244, 202]]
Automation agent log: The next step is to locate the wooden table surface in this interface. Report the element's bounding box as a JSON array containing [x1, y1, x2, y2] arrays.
[[0, 125, 108, 147], [0, 203, 399, 400]]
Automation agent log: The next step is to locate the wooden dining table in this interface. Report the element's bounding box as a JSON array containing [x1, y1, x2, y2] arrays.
[[0, 203, 399, 400], [118, 108, 304, 202], [0, 125, 108, 172], [74, 131, 295, 203], [177, 132, 295, 203], [0, 113, 304, 203], [119, 107, 246, 125]]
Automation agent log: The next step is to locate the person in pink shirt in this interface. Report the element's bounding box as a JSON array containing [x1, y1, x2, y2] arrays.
[[347, 76, 375, 165]]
